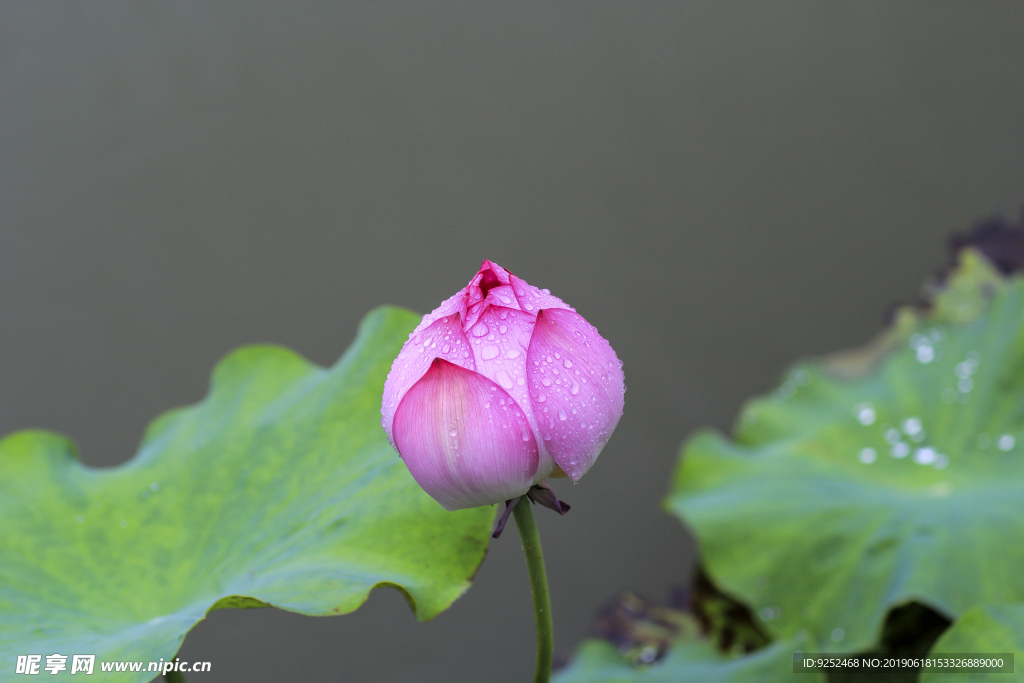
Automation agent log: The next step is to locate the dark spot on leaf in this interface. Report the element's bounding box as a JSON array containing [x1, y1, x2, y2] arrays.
[[879, 601, 951, 656], [589, 591, 700, 666], [581, 568, 771, 668], [689, 567, 770, 654], [462, 534, 486, 549], [829, 603, 952, 683]]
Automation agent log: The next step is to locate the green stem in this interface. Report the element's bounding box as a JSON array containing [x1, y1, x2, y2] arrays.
[[512, 497, 554, 683]]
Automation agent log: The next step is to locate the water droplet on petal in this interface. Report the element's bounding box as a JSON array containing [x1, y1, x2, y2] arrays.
[[506, 349, 520, 359], [537, 394, 546, 402], [472, 322, 489, 337], [482, 345, 499, 360], [496, 370, 514, 389], [558, 410, 567, 421], [563, 359, 572, 368]]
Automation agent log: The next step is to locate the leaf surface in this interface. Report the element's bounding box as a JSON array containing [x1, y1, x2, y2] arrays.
[[667, 251, 1024, 652], [921, 604, 1024, 683], [553, 638, 819, 683], [0, 307, 493, 680]]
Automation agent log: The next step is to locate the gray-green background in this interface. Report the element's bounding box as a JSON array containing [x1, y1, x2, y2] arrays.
[[2, 3, 1022, 681]]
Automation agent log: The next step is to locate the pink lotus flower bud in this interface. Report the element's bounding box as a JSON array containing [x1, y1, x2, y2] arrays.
[[381, 260, 625, 511]]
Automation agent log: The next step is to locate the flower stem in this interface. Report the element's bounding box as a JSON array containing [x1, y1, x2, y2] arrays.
[[512, 497, 554, 683]]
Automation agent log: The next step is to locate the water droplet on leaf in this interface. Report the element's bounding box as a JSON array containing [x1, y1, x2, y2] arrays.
[[913, 447, 937, 465], [854, 402, 876, 426], [902, 417, 922, 437]]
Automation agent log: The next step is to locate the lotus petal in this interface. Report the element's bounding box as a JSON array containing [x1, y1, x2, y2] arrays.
[[394, 358, 539, 510]]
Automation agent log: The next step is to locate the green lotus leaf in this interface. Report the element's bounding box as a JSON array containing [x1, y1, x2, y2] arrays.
[[0, 306, 493, 681], [553, 638, 821, 683], [921, 604, 1024, 683], [666, 250, 1024, 653]]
